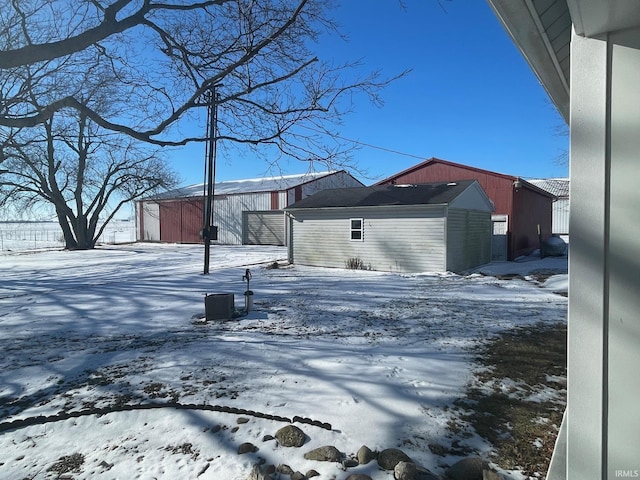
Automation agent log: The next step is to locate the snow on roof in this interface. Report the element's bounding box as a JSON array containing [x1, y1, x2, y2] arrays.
[[528, 178, 570, 198], [146, 171, 338, 200]]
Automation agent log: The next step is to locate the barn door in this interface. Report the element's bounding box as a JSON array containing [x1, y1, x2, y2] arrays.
[[491, 215, 508, 261]]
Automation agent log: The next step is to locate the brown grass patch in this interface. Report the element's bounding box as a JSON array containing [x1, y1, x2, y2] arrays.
[[454, 322, 567, 477]]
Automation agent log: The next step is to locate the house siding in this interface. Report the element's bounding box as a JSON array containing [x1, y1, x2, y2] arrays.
[[446, 209, 492, 272], [290, 206, 447, 273]]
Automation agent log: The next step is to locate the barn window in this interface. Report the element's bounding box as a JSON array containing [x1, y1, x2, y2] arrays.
[[350, 218, 364, 241]]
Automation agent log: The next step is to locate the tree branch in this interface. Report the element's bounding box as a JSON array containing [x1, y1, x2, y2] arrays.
[[0, 0, 231, 69]]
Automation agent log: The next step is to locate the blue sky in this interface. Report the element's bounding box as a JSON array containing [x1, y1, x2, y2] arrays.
[[172, 0, 569, 187]]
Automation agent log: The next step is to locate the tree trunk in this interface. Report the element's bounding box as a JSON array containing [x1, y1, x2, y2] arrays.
[[71, 216, 96, 250], [56, 210, 78, 250]]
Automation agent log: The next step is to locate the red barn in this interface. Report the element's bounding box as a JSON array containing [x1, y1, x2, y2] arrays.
[[376, 158, 554, 260]]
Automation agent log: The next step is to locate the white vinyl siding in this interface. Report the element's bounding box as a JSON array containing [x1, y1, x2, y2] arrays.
[[290, 206, 447, 273], [446, 209, 492, 272]]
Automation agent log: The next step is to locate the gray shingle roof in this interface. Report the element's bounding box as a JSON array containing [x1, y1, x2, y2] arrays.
[[286, 180, 477, 209]]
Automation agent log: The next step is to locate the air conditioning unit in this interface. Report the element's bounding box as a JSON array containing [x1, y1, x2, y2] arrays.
[[204, 293, 234, 321]]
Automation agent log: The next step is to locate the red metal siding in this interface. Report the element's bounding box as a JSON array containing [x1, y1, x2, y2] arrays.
[[159, 198, 204, 244], [181, 198, 205, 243], [270, 191, 280, 210], [512, 186, 553, 258], [378, 161, 514, 216], [159, 201, 182, 243], [378, 159, 553, 260]]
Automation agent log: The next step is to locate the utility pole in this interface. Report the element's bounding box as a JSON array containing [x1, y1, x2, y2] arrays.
[[203, 84, 221, 275]]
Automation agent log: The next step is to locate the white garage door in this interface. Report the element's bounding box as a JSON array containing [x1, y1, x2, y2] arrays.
[[243, 211, 285, 245]]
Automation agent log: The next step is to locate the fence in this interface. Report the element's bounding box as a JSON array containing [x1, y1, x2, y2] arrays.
[[0, 221, 136, 251]]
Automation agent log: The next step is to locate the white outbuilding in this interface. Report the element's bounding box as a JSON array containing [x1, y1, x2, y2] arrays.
[[285, 180, 494, 273], [529, 178, 570, 239]]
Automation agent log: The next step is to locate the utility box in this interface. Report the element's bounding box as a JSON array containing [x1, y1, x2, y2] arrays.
[[204, 293, 234, 321]]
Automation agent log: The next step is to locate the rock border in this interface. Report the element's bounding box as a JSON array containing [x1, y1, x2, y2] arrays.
[[0, 402, 332, 433]]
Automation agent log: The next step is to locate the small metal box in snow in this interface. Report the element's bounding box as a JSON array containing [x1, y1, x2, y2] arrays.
[[204, 293, 234, 321]]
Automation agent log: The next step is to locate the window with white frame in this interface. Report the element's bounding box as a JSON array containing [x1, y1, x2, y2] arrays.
[[350, 218, 364, 241]]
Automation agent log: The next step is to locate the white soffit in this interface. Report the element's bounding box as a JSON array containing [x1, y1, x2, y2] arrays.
[[567, 0, 640, 37], [488, 0, 640, 124], [486, 0, 571, 122]]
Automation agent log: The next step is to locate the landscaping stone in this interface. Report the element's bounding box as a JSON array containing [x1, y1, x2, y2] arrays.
[[483, 470, 503, 480], [357, 445, 376, 465], [306, 469, 320, 478], [238, 442, 258, 454], [395, 461, 419, 480], [394, 461, 441, 480], [276, 464, 294, 475], [378, 448, 412, 470], [345, 475, 374, 480], [291, 472, 306, 480], [303, 445, 342, 462], [247, 464, 272, 480], [275, 425, 307, 447], [446, 457, 489, 480]]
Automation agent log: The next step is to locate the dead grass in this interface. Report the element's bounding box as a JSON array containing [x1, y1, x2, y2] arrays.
[[46, 453, 85, 478], [454, 322, 567, 478]]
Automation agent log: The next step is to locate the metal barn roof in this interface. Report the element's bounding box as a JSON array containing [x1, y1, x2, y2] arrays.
[[528, 178, 570, 198], [286, 180, 478, 209], [147, 171, 342, 200]]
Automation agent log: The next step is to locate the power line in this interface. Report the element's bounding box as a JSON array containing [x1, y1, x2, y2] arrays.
[[301, 125, 427, 160]]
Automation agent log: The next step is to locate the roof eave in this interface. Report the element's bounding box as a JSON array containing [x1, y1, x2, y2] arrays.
[[486, 0, 570, 123], [286, 203, 450, 212]]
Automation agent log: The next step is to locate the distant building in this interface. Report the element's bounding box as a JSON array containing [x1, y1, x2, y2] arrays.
[[285, 180, 494, 273], [376, 158, 555, 260], [529, 178, 570, 237], [136, 170, 363, 245]]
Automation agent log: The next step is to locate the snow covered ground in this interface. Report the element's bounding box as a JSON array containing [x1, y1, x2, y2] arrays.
[[0, 244, 567, 480], [0, 220, 136, 251]]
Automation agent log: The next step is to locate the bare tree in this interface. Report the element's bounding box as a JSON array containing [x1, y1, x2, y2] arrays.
[[0, 0, 400, 165], [0, 111, 178, 249]]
